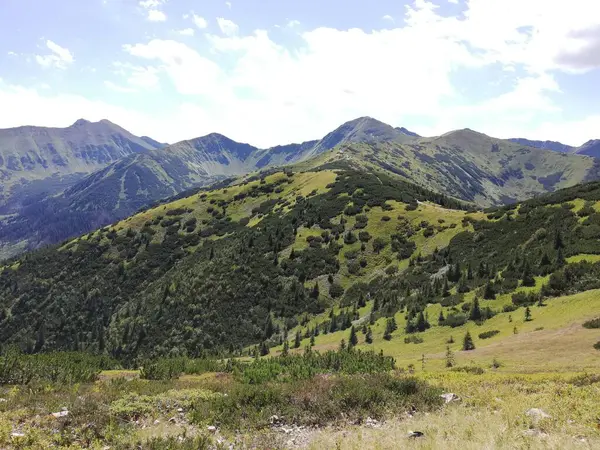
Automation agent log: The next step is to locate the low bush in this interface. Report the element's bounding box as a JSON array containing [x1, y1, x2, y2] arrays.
[[189, 374, 442, 430], [583, 318, 600, 329], [478, 330, 500, 340], [0, 349, 118, 385]]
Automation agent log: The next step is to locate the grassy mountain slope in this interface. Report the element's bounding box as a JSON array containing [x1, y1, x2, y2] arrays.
[[508, 137, 574, 153], [302, 129, 600, 205], [1, 164, 600, 372], [0, 119, 160, 207]]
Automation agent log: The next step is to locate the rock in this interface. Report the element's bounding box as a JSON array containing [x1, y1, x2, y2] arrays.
[[0, 398, 7, 402], [525, 408, 552, 423], [153, 419, 160, 425], [168, 417, 177, 424], [523, 429, 548, 438], [365, 416, 380, 427], [51, 410, 69, 418], [177, 407, 183, 413], [407, 431, 424, 438], [207, 425, 217, 433], [440, 393, 460, 403], [11, 432, 25, 438], [269, 414, 281, 425]]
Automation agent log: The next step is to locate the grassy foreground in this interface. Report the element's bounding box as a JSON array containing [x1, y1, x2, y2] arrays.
[[0, 363, 598, 448]]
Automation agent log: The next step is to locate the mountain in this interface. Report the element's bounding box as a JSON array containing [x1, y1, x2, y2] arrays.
[[0, 118, 410, 257], [396, 126, 420, 138], [4, 117, 600, 259], [141, 136, 168, 149], [508, 138, 574, 153], [0, 119, 162, 212], [307, 128, 600, 205], [2, 162, 600, 363], [574, 139, 600, 158]]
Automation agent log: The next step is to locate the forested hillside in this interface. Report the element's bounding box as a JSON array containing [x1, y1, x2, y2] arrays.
[[1, 162, 600, 363]]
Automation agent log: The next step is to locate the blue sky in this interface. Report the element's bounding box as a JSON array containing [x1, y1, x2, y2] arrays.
[[1, 0, 600, 147]]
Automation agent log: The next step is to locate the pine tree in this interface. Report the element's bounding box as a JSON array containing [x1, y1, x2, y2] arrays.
[[462, 331, 475, 351], [282, 340, 289, 356], [369, 311, 375, 325], [467, 263, 474, 280], [383, 320, 393, 341], [294, 330, 301, 348], [311, 282, 320, 299], [469, 297, 482, 322], [365, 327, 373, 344], [339, 339, 347, 351], [442, 278, 451, 297], [438, 310, 445, 325], [264, 314, 274, 338], [521, 262, 535, 287], [349, 326, 358, 348], [259, 341, 270, 356], [416, 311, 429, 332], [310, 335, 315, 347], [525, 306, 532, 322], [556, 248, 565, 266], [483, 281, 496, 300], [554, 230, 564, 250]]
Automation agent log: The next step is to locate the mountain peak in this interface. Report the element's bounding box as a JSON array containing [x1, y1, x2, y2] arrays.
[[71, 118, 92, 127]]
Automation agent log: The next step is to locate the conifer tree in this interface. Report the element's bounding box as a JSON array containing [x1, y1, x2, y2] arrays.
[[525, 306, 532, 322], [438, 310, 445, 325], [310, 335, 315, 347], [264, 314, 274, 338], [462, 331, 475, 350], [445, 345, 455, 368], [483, 281, 496, 300], [365, 327, 373, 344], [259, 341, 270, 356], [416, 311, 429, 332], [469, 297, 482, 322], [339, 339, 347, 351], [282, 340, 289, 356], [311, 282, 320, 298], [294, 330, 301, 348], [349, 326, 358, 348], [383, 320, 393, 341]]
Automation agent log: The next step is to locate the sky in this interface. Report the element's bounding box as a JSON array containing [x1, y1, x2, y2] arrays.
[[1, 0, 600, 148]]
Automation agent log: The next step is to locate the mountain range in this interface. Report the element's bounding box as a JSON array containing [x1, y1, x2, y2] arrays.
[[1, 116, 600, 259]]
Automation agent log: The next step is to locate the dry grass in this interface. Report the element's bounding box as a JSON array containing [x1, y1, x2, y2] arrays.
[[307, 372, 600, 449]]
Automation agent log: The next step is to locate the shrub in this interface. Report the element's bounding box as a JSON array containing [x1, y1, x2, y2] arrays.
[[404, 335, 424, 344], [0, 350, 118, 385], [329, 283, 345, 298], [583, 318, 600, 329], [451, 366, 484, 375], [594, 341, 600, 351], [444, 312, 467, 328], [478, 330, 500, 340]]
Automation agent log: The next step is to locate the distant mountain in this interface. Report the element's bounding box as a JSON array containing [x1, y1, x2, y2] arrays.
[[3, 116, 600, 259], [0, 119, 162, 211], [574, 139, 600, 158], [141, 136, 168, 149], [396, 126, 420, 138], [508, 138, 573, 153], [306, 128, 600, 205]]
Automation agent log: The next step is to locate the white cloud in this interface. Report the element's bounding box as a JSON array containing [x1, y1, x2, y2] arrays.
[[217, 18, 239, 36], [8, 0, 600, 148], [139, 0, 167, 22], [382, 15, 394, 23], [225, 1, 232, 10], [192, 14, 208, 29], [35, 40, 74, 69], [286, 20, 300, 28], [147, 9, 167, 22], [104, 80, 137, 93], [177, 28, 195, 36], [123, 40, 221, 95], [7, 51, 17, 57]]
